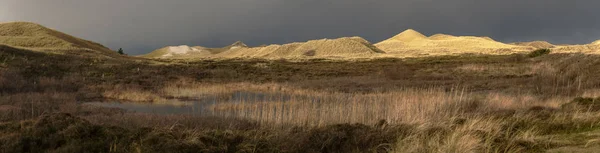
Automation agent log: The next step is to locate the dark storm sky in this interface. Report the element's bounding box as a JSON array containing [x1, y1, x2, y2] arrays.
[[1, 0, 599, 55]]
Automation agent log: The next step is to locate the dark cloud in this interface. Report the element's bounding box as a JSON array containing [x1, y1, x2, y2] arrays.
[[2, 0, 599, 55]]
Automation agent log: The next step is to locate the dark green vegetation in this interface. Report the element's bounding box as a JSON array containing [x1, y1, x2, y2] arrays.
[[3, 44, 600, 152], [528, 48, 551, 58], [118, 48, 125, 55]]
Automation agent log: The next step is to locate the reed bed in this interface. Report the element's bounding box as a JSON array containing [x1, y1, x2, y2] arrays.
[[200, 85, 570, 127]]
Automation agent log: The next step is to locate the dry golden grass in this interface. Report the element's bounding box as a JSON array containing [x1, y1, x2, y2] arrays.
[[159, 81, 571, 127], [156, 82, 600, 152], [582, 89, 600, 97], [101, 85, 166, 102]]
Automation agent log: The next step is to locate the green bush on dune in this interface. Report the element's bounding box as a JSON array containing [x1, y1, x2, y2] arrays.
[[528, 48, 551, 58]]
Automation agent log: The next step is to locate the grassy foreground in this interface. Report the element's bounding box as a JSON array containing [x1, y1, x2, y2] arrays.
[[2, 46, 600, 152]]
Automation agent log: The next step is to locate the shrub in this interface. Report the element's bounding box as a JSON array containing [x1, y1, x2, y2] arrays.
[[117, 48, 125, 55], [527, 49, 551, 58]]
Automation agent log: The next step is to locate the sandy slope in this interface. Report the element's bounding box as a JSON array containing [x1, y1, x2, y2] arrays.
[[0, 22, 114, 54]]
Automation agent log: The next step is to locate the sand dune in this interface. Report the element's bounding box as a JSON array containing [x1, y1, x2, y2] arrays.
[[0, 22, 114, 54], [144, 37, 385, 59], [217, 37, 384, 59], [384, 29, 427, 42], [142, 41, 250, 58], [143, 28, 599, 59], [375, 29, 534, 57]]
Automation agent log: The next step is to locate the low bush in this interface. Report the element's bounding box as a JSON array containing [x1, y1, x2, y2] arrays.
[[528, 49, 551, 58]]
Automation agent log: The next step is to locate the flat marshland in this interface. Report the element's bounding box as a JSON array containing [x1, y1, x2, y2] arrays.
[[2, 46, 600, 152]]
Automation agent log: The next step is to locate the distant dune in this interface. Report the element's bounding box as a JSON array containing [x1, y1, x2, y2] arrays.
[[143, 37, 385, 59], [0, 22, 115, 55], [375, 29, 535, 57]]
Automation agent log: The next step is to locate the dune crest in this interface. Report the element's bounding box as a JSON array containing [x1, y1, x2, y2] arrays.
[[385, 29, 428, 42], [227, 41, 248, 49]]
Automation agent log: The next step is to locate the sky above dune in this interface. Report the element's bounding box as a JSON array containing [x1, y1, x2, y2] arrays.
[[1, 0, 599, 55]]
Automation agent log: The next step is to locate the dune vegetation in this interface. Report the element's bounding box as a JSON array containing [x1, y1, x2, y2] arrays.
[[3, 22, 600, 152]]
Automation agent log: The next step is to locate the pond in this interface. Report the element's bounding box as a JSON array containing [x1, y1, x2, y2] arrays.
[[86, 91, 305, 116], [86, 91, 394, 125]]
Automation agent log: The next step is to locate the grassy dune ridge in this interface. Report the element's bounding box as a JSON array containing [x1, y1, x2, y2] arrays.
[[0, 22, 113, 53], [3, 44, 600, 152]]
